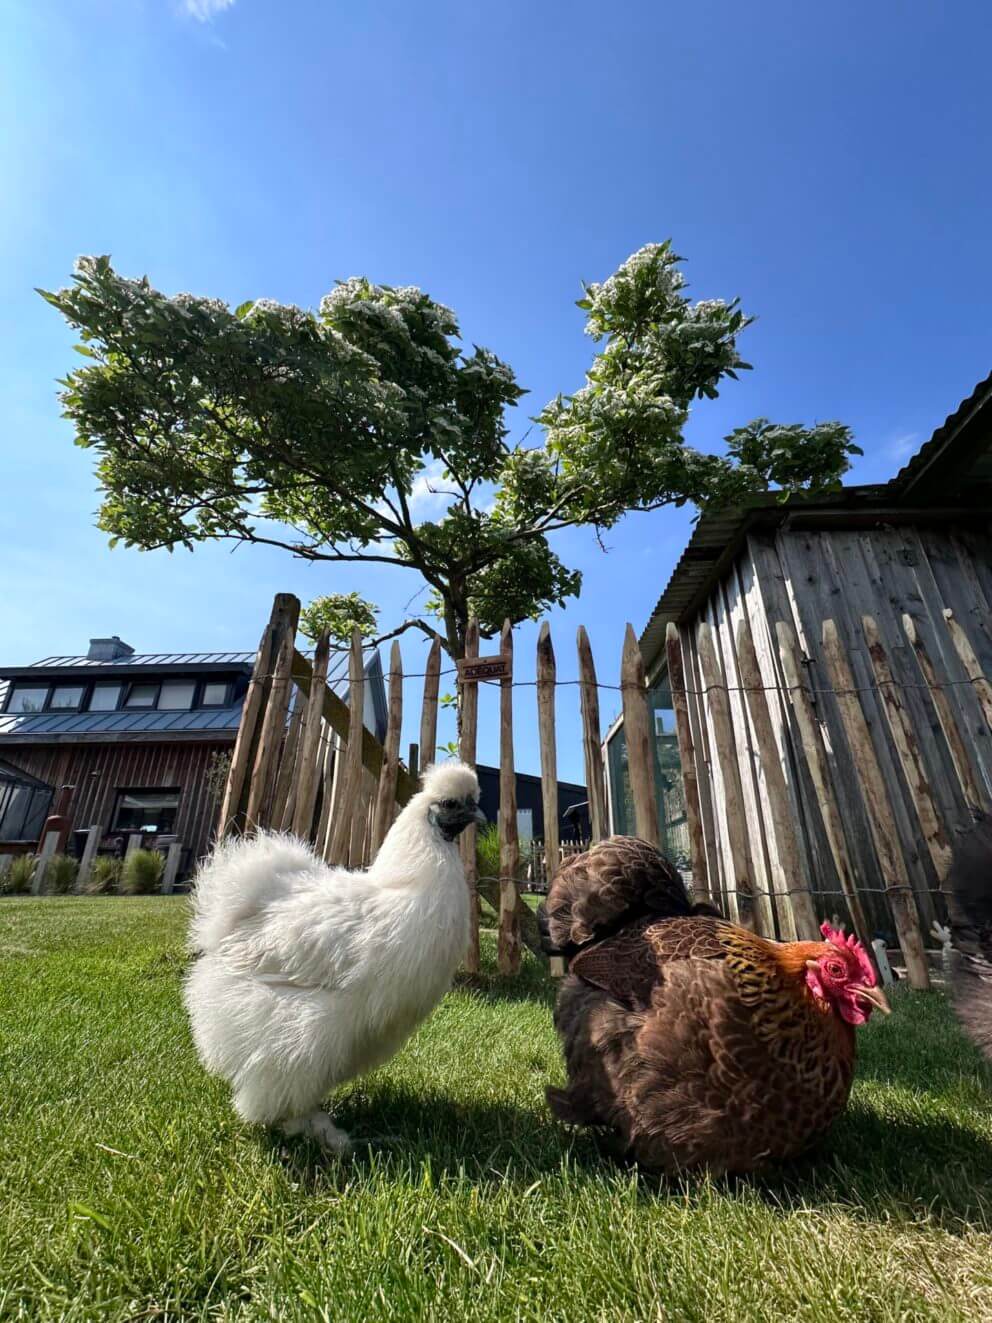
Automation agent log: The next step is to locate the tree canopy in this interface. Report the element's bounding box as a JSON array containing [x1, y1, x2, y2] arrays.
[[42, 242, 860, 657]]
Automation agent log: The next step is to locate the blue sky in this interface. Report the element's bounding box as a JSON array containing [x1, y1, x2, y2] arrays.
[[2, 0, 991, 783]]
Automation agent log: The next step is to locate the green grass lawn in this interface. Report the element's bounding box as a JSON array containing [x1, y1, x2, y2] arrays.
[[2, 899, 991, 1322]]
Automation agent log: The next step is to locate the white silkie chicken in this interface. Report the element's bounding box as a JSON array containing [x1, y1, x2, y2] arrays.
[[183, 761, 485, 1152]]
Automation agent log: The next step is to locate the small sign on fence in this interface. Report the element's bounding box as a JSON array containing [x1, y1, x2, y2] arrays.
[[457, 654, 512, 684]]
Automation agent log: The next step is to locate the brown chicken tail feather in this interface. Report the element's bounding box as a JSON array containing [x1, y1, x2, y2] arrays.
[[544, 836, 703, 954]]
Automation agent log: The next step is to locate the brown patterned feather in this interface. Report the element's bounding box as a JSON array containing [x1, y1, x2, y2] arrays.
[[543, 836, 704, 953], [549, 914, 857, 1175]]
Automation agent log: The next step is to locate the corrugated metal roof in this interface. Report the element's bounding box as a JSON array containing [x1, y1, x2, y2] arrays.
[[891, 369, 992, 494], [0, 645, 375, 743], [28, 651, 256, 667]]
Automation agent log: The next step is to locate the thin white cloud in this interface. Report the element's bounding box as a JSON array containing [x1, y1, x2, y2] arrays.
[[182, 0, 236, 21], [886, 432, 919, 461]]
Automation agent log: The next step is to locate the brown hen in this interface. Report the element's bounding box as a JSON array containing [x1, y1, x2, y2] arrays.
[[538, 837, 888, 1175]]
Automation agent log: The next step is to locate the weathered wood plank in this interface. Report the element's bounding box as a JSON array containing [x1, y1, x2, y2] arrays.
[[903, 612, 986, 814], [620, 624, 661, 848], [537, 622, 564, 976], [419, 637, 442, 771], [576, 626, 608, 842], [290, 650, 417, 805], [220, 608, 279, 836], [681, 624, 724, 906], [696, 622, 758, 931], [246, 595, 301, 831], [821, 618, 930, 989], [291, 633, 332, 840], [498, 620, 520, 975], [775, 619, 871, 944], [944, 607, 992, 733], [735, 619, 818, 939], [270, 690, 306, 833], [326, 630, 366, 867], [459, 619, 481, 973], [863, 614, 953, 887], [665, 623, 710, 904], [371, 641, 403, 852]]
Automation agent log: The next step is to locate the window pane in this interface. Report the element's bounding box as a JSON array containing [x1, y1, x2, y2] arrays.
[[50, 685, 85, 711], [8, 686, 49, 714], [125, 684, 159, 709], [112, 789, 180, 834], [159, 681, 195, 710], [200, 682, 229, 706], [89, 683, 122, 712]]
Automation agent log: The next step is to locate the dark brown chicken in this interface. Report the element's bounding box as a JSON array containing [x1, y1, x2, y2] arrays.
[[538, 837, 889, 1175], [947, 815, 992, 1062]]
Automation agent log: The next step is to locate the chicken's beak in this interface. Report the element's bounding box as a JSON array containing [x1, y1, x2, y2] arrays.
[[473, 805, 487, 827], [854, 984, 891, 1015]]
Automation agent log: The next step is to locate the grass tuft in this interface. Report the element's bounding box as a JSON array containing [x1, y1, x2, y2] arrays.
[[1, 898, 990, 1321]]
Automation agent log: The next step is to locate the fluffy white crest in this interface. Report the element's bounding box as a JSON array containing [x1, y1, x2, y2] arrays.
[[419, 760, 480, 802]]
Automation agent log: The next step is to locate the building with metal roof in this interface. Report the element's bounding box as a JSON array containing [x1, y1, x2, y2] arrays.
[[0, 634, 387, 878]]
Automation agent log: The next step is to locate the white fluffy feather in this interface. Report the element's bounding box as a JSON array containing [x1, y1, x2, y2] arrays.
[[183, 761, 478, 1139]]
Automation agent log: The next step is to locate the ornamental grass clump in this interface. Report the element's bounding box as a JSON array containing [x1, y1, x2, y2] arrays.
[[120, 849, 164, 895], [43, 854, 78, 895], [2, 854, 35, 895], [84, 856, 122, 894]]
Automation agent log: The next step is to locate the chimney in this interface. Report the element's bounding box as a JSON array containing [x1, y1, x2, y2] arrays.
[[86, 635, 135, 662]]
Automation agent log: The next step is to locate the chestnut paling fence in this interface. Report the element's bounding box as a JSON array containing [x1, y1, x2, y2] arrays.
[[219, 592, 984, 986]]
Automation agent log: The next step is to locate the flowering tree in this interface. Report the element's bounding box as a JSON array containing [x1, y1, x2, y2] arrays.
[[42, 242, 859, 659]]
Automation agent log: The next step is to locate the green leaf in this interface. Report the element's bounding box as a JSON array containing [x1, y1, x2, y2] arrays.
[[71, 1202, 113, 1231]]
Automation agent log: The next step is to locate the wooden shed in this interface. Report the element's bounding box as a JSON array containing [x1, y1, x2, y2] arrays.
[[628, 372, 992, 963]]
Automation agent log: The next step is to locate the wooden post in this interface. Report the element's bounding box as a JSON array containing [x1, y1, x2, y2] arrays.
[[577, 626, 608, 843], [33, 830, 59, 895], [291, 633, 332, 840], [459, 619, 481, 974], [903, 613, 985, 813], [270, 690, 306, 833], [126, 833, 142, 858], [219, 608, 279, 835], [161, 842, 183, 894], [75, 825, 101, 891], [537, 622, 565, 976], [776, 620, 871, 945], [665, 623, 710, 905], [316, 732, 338, 859], [943, 607, 992, 732], [871, 938, 895, 988], [498, 619, 520, 975], [245, 594, 301, 831], [696, 623, 760, 932], [327, 630, 365, 866], [419, 637, 442, 772], [735, 620, 818, 940], [372, 641, 403, 852], [349, 768, 374, 868], [862, 615, 953, 886], [821, 618, 930, 989], [620, 624, 661, 847]]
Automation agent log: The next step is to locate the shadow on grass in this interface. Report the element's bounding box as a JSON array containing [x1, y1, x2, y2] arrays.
[[259, 1077, 992, 1229], [451, 963, 556, 1009]]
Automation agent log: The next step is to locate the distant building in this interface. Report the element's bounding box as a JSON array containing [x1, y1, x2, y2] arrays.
[[475, 763, 588, 844], [0, 635, 385, 879]]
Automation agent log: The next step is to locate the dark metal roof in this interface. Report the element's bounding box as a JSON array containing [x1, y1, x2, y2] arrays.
[[638, 370, 992, 675], [28, 651, 256, 668], [0, 646, 380, 745]]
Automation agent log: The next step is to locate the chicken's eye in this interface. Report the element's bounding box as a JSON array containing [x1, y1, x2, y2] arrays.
[[824, 960, 845, 979], [440, 799, 458, 810]]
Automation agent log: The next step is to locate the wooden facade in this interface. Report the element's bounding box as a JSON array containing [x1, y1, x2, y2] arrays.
[[1, 740, 228, 869], [636, 371, 992, 946]]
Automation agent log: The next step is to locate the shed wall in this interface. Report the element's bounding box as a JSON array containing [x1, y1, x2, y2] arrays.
[[680, 520, 992, 939]]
